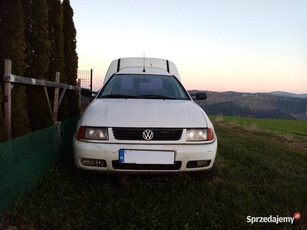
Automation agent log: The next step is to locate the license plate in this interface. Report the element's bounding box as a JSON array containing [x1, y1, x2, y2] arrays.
[[119, 150, 174, 165]]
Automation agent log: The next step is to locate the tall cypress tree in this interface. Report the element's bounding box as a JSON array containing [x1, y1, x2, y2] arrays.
[[47, 0, 69, 120], [0, 79, 5, 141], [0, 0, 30, 138], [0, 65, 6, 141], [47, 0, 65, 81], [0, 1, 8, 141], [62, 0, 79, 117], [25, 0, 52, 131]]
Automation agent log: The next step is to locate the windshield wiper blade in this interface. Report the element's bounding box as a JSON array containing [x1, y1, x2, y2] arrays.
[[139, 94, 177, 100], [100, 94, 139, 99]]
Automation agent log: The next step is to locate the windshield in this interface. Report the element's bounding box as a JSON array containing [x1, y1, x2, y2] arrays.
[[98, 74, 190, 100]]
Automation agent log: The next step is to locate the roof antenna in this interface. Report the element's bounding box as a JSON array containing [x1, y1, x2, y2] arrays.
[[143, 53, 146, 72]]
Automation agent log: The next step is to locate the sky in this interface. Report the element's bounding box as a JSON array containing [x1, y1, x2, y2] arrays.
[[70, 0, 307, 93]]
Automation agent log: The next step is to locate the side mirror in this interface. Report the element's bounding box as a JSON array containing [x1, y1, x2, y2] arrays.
[[81, 88, 97, 98], [191, 92, 207, 100]]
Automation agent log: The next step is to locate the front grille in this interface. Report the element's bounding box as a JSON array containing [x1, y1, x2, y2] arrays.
[[112, 161, 182, 170], [112, 128, 183, 141]]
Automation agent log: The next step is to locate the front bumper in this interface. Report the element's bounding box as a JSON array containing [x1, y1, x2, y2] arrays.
[[73, 137, 217, 173]]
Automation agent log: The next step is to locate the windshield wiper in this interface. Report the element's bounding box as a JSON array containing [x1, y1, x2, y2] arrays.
[[100, 94, 139, 99], [139, 95, 177, 100]]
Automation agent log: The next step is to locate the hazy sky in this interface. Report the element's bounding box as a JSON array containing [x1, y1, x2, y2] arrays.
[[70, 0, 307, 93]]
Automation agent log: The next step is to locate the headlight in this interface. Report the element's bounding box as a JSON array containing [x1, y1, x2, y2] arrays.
[[186, 128, 214, 141], [77, 126, 109, 140]]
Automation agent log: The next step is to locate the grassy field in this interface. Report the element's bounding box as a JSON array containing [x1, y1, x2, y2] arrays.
[[1, 118, 306, 229], [212, 116, 307, 141]]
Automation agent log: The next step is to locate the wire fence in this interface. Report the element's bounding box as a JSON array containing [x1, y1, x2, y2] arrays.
[[77, 69, 103, 110], [77, 69, 105, 90], [78, 70, 91, 89], [77, 69, 92, 110]]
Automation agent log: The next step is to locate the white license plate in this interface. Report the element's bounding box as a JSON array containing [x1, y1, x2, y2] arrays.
[[119, 150, 174, 165]]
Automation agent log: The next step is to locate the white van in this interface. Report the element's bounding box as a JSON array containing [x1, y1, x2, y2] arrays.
[[73, 57, 217, 173]]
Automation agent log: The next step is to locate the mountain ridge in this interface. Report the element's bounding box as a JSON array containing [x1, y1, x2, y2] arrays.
[[270, 91, 307, 99], [190, 90, 307, 120]]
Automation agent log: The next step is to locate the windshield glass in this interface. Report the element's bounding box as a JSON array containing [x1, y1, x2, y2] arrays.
[[99, 74, 190, 100]]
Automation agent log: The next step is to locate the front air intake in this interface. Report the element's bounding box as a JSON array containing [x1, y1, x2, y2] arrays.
[[112, 128, 183, 141]]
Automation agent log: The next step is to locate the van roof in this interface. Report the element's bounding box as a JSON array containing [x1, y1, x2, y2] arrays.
[[104, 57, 180, 83]]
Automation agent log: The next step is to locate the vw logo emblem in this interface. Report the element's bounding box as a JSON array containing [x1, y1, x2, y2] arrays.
[[142, 129, 154, 140]]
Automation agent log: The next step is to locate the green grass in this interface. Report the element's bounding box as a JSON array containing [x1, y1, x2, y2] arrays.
[[212, 115, 307, 141], [1, 122, 306, 229]]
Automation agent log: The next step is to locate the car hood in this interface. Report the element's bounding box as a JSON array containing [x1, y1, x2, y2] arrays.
[[79, 99, 208, 128]]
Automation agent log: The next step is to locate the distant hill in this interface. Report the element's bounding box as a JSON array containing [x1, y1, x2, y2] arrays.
[[190, 90, 307, 120], [270, 91, 307, 99]]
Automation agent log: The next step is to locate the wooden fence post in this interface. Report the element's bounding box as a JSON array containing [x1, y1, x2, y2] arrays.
[[90, 69, 93, 102], [78, 78, 81, 111], [53, 72, 60, 123], [44, 86, 53, 120], [4, 59, 12, 140], [3, 61, 80, 138]]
